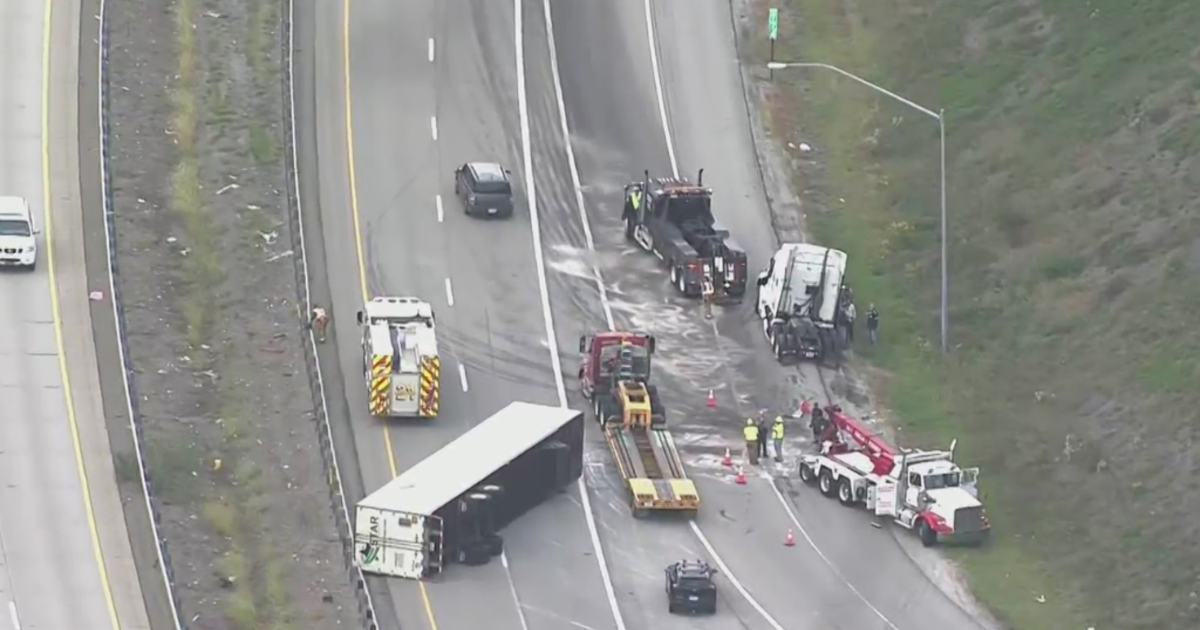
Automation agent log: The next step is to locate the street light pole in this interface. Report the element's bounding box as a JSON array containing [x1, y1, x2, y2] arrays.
[[767, 61, 949, 354]]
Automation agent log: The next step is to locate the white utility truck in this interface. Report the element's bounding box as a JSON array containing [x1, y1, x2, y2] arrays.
[[796, 400, 990, 546], [354, 401, 584, 579], [754, 243, 847, 362], [356, 296, 440, 418]]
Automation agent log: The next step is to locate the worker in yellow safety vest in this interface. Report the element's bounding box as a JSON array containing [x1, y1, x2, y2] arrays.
[[743, 418, 760, 465], [771, 416, 785, 463]]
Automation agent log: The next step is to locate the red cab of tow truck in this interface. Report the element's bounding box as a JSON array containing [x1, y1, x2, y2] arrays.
[[578, 331, 656, 405]]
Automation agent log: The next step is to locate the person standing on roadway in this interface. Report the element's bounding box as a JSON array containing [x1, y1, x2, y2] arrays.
[[772, 415, 786, 463], [809, 402, 827, 443], [310, 305, 329, 343], [844, 301, 858, 345], [743, 418, 760, 465], [756, 413, 771, 461], [701, 274, 715, 320]]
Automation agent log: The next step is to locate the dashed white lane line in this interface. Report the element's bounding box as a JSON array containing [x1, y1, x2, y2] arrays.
[[9, 601, 21, 630], [444, 277, 454, 306], [435, 194, 444, 223], [767, 481, 901, 630], [458, 364, 469, 392], [428, 37, 435, 62], [430, 115, 438, 140]]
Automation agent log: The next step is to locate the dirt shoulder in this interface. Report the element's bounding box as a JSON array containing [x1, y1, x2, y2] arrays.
[[733, 1, 1200, 630], [104, 0, 361, 627]]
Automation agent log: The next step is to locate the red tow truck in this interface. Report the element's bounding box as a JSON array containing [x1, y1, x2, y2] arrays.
[[796, 401, 990, 546]]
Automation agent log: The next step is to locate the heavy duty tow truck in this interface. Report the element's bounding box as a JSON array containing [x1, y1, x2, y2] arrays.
[[578, 331, 700, 517], [755, 243, 848, 362], [797, 401, 991, 547], [621, 170, 747, 302], [356, 297, 440, 418]]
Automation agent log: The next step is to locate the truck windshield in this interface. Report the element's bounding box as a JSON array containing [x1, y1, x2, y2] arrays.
[[665, 195, 711, 223], [925, 472, 961, 489], [0, 219, 31, 236]]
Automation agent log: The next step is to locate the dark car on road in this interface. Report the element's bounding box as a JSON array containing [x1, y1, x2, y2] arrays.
[[665, 559, 718, 614], [454, 162, 514, 218]]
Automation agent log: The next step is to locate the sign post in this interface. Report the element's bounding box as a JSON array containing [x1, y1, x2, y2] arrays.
[[768, 8, 779, 80]]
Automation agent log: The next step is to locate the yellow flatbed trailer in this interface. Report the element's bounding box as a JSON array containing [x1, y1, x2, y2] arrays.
[[602, 382, 699, 518]]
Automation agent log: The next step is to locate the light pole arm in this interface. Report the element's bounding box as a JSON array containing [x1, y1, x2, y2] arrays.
[[766, 61, 940, 121]]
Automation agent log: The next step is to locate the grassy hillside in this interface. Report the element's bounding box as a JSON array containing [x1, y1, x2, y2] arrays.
[[750, 0, 1200, 628]]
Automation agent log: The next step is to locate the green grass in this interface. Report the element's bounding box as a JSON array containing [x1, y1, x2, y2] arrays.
[[753, 0, 1200, 628]]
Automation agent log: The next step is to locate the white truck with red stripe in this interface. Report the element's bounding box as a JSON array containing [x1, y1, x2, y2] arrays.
[[796, 401, 990, 546]]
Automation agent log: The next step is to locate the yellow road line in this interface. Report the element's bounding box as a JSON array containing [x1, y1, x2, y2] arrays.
[[342, 2, 438, 628], [41, 0, 122, 628]]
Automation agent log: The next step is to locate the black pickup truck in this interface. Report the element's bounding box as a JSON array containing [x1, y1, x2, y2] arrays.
[[621, 170, 747, 302]]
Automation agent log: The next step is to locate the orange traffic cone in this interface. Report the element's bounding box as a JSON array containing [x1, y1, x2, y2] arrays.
[[707, 389, 716, 408], [735, 466, 746, 485], [721, 448, 733, 467], [784, 529, 796, 546]]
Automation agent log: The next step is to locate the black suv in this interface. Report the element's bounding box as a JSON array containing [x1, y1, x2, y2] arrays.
[[454, 162, 514, 218], [664, 560, 718, 614]]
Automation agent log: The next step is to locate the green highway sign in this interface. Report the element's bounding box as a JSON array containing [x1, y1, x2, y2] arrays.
[[768, 8, 779, 40]]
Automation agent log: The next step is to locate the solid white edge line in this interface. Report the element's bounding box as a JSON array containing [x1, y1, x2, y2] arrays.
[[96, 1, 185, 628], [688, 522, 786, 630], [541, 0, 615, 330], [768, 482, 901, 629], [641, 0, 679, 177], [514, 3, 627, 630], [435, 194, 443, 223], [544, 0, 778, 625], [444, 277, 454, 306], [499, 552, 532, 630], [430, 115, 438, 140], [458, 363, 468, 392], [428, 37, 435, 62], [284, 0, 378, 617], [8, 601, 21, 630]]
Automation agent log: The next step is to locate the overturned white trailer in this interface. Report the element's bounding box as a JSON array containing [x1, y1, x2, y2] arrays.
[[354, 401, 584, 579]]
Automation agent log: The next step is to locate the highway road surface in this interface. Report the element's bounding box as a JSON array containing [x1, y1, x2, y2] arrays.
[[0, 0, 151, 629], [300, 0, 999, 629]]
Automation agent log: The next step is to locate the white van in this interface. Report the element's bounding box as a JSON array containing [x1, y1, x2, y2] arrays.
[[0, 196, 39, 270]]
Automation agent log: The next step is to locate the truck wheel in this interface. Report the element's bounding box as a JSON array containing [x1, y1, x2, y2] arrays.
[[837, 479, 857, 506], [669, 264, 679, 287], [918, 519, 938, 547], [798, 463, 817, 484], [773, 336, 784, 361], [486, 534, 504, 556], [625, 216, 636, 241], [668, 602, 677, 614], [818, 469, 837, 498], [676, 269, 688, 295]]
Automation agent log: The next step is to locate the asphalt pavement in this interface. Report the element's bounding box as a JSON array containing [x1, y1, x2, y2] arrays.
[[0, 0, 150, 629], [301, 0, 999, 628]]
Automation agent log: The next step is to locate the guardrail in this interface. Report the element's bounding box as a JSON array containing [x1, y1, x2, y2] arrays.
[[97, 0, 380, 628], [281, 0, 381, 627], [96, 1, 187, 628]]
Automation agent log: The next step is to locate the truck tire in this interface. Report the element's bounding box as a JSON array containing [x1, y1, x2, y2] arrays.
[[669, 264, 680, 288], [918, 519, 938, 547], [818, 469, 837, 498], [458, 543, 491, 566], [647, 386, 667, 427], [625, 216, 636, 241], [798, 462, 817, 484], [486, 534, 504, 557], [837, 478, 857, 506]]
